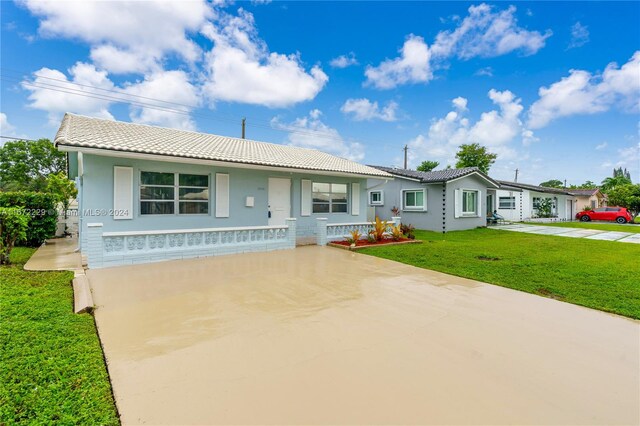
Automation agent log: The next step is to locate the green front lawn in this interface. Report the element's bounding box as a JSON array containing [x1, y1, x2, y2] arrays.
[[523, 221, 640, 233], [361, 228, 640, 319], [0, 248, 119, 425]]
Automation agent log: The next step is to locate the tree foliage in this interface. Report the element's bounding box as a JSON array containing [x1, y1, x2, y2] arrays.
[[601, 175, 632, 192], [569, 181, 597, 189], [540, 179, 564, 188], [0, 192, 58, 247], [613, 167, 631, 181], [46, 172, 78, 209], [607, 184, 640, 219], [0, 139, 66, 192], [416, 160, 440, 172], [0, 208, 29, 265], [454, 143, 497, 174]]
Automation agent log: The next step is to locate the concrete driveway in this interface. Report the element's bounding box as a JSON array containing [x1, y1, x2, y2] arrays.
[[87, 246, 639, 425], [493, 223, 640, 243]]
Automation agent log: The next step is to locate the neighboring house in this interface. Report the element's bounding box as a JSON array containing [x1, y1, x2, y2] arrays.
[[495, 181, 578, 221], [55, 113, 391, 268], [571, 188, 606, 211], [367, 166, 499, 232]]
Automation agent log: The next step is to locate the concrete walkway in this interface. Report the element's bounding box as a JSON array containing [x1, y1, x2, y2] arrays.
[[24, 237, 83, 271], [87, 246, 639, 425], [24, 237, 93, 313], [492, 223, 640, 243]]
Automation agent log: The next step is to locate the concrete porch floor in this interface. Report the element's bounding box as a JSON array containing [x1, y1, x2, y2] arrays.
[[86, 246, 639, 425]]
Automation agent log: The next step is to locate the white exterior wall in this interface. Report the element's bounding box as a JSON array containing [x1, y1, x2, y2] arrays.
[[495, 188, 577, 221]]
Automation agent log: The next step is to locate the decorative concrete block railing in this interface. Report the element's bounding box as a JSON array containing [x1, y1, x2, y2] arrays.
[[86, 219, 296, 269], [317, 217, 401, 246]]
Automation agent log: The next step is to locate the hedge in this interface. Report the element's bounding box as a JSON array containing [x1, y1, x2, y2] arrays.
[[0, 192, 57, 247]]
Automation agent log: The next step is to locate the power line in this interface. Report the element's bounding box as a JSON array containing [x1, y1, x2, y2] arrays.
[[1, 135, 38, 142], [1, 69, 373, 145]]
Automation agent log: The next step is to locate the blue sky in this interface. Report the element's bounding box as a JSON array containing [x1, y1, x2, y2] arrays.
[[1, 1, 638, 185]]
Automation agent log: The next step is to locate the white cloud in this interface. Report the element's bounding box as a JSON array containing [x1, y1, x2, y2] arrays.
[[19, 0, 212, 74], [567, 22, 589, 50], [340, 98, 398, 122], [330, 52, 358, 68], [407, 90, 533, 167], [365, 4, 550, 89], [201, 8, 328, 107], [271, 110, 364, 161], [430, 4, 551, 59], [452, 96, 468, 111], [22, 62, 116, 124], [124, 71, 199, 130], [527, 51, 640, 128], [89, 45, 161, 75], [475, 66, 493, 77], [0, 113, 16, 135], [364, 34, 432, 89], [596, 142, 608, 150]]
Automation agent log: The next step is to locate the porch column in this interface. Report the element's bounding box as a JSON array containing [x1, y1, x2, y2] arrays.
[[285, 218, 297, 249], [86, 223, 104, 269], [316, 218, 328, 246]]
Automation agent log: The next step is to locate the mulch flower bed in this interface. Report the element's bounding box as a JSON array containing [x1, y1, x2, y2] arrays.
[[329, 237, 422, 251]]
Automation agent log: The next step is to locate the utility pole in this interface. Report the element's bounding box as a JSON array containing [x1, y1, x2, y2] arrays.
[[403, 145, 408, 169], [241, 117, 246, 139], [514, 168, 519, 183]]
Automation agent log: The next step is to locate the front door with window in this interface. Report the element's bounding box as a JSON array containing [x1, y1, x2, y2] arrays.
[[268, 178, 291, 226], [486, 194, 494, 215]]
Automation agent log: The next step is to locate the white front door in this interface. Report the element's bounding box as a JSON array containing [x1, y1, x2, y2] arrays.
[[268, 178, 291, 226], [566, 199, 573, 221]]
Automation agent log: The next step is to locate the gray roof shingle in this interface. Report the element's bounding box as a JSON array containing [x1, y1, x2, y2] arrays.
[[569, 188, 600, 196], [498, 180, 575, 195], [370, 165, 499, 186], [54, 113, 392, 178]]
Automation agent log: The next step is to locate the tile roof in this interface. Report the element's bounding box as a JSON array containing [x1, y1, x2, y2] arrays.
[[370, 165, 499, 186], [569, 188, 600, 196], [498, 180, 575, 195], [54, 113, 392, 178]]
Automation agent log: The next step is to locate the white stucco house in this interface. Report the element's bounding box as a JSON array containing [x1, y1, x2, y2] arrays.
[[55, 113, 392, 268], [493, 181, 578, 221]]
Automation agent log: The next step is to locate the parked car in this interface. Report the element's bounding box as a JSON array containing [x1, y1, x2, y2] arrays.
[[576, 207, 633, 224]]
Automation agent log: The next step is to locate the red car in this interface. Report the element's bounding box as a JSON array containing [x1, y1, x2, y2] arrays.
[[576, 206, 633, 224]]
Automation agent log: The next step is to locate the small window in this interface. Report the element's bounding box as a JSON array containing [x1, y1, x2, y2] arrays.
[[369, 191, 383, 205], [140, 172, 175, 215], [606, 207, 620, 212], [499, 197, 515, 209], [594, 207, 607, 212], [590, 200, 597, 209], [140, 172, 209, 215], [312, 182, 348, 213], [532, 197, 541, 209], [178, 173, 208, 215], [462, 190, 478, 215], [403, 189, 425, 210]]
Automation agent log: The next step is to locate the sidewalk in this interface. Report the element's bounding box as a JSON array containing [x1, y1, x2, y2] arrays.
[[492, 224, 640, 243]]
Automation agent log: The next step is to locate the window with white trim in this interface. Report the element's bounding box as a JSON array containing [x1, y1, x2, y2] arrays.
[[499, 196, 515, 209], [140, 172, 209, 215], [312, 182, 348, 213], [462, 190, 478, 215], [369, 191, 383, 205], [403, 189, 425, 210]]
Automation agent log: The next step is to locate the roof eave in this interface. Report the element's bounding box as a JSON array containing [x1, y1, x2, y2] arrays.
[[56, 144, 393, 179]]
